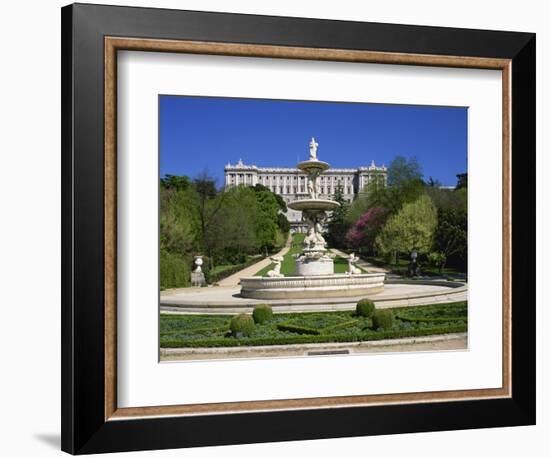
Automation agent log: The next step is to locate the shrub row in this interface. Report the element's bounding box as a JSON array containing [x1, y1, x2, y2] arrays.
[[160, 250, 191, 290], [277, 322, 321, 335], [396, 314, 467, 324], [161, 323, 468, 348], [321, 319, 360, 333]]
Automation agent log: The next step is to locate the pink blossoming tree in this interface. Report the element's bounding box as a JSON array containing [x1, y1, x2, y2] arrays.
[[345, 207, 388, 252]]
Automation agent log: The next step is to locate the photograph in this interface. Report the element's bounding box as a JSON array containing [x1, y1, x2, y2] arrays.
[[158, 96, 469, 361]]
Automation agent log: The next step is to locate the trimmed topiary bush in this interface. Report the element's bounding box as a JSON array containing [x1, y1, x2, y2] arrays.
[[372, 309, 395, 330], [356, 299, 376, 318], [230, 314, 255, 337], [252, 304, 273, 324]]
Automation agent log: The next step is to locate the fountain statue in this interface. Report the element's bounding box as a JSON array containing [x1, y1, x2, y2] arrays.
[[347, 253, 362, 275], [239, 138, 386, 299]]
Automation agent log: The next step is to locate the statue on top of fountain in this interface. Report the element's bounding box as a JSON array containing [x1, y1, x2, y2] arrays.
[[309, 137, 319, 160]]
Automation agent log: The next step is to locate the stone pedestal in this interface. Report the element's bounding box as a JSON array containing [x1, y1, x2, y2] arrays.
[[295, 255, 334, 276]]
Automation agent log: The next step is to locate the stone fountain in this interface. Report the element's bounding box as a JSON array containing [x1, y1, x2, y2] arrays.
[[240, 138, 385, 300], [288, 137, 340, 276]]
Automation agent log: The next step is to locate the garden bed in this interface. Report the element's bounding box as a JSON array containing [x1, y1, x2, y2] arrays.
[[160, 301, 467, 348]]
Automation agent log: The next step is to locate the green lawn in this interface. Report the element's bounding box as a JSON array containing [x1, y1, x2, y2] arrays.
[[333, 255, 366, 274], [255, 233, 305, 276], [209, 264, 238, 277], [160, 301, 467, 348]]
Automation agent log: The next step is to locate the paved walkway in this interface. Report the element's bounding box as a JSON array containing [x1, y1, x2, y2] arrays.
[[160, 333, 468, 361], [212, 237, 292, 287], [330, 248, 390, 274], [161, 282, 467, 314]]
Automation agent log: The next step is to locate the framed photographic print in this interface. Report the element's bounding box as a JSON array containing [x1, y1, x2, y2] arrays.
[[61, 3, 536, 454]]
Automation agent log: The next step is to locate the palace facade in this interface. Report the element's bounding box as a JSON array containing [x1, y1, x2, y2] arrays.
[[224, 159, 388, 232]]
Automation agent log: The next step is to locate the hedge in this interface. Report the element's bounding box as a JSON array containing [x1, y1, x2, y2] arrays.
[[160, 250, 191, 290], [277, 322, 321, 335], [322, 319, 360, 333], [396, 314, 467, 324], [161, 323, 467, 348]]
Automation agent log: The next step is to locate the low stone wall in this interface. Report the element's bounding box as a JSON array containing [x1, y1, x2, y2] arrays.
[[240, 273, 386, 299]]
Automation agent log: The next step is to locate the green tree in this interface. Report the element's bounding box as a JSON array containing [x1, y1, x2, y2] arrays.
[[456, 173, 468, 190], [363, 156, 425, 215], [375, 194, 437, 264], [160, 186, 197, 255], [326, 185, 350, 248], [387, 156, 423, 187], [425, 185, 467, 272], [192, 171, 228, 268], [433, 207, 467, 272], [252, 185, 284, 254], [215, 186, 259, 263], [160, 174, 191, 191]]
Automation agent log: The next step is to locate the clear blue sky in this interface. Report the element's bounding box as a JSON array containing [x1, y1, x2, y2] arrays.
[[159, 95, 467, 187]]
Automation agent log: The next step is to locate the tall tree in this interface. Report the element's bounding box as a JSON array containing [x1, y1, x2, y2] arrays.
[[455, 173, 468, 190], [252, 185, 284, 254], [375, 194, 437, 264], [433, 207, 467, 272], [345, 207, 388, 253], [364, 156, 425, 215], [193, 171, 226, 267], [160, 174, 191, 191], [387, 155, 423, 187], [326, 185, 350, 248]]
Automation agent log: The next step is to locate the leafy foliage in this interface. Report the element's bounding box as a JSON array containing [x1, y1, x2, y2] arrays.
[[159, 172, 290, 288], [160, 302, 468, 348], [326, 185, 350, 248], [345, 207, 388, 252], [230, 314, 255, 337], [253, 304, 273, 324], [356, 299, 376, 318], [375, 194, 438, 262], [372, 309, 395, 330]]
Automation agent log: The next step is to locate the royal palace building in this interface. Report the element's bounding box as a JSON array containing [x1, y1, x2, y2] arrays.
[[224, 158, 388, 232]]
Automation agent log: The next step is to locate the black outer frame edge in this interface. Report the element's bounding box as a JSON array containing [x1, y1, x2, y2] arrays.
[[61, 4, 75, 455], [510, 35, 536, 423], [61, 3, 536, 454]]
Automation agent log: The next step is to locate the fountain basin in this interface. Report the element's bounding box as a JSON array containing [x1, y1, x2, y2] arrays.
[[297, 159, 330, 174], [288, 198, 341, 212], [240, 273, 385, 299]]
